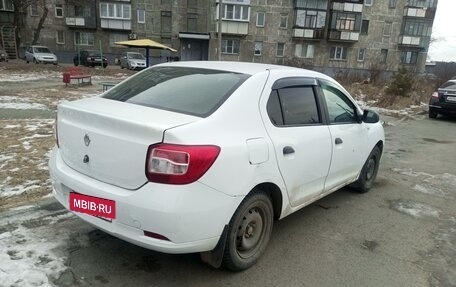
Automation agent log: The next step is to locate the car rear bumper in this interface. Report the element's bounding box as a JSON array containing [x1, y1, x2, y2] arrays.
[[49, 147, 241, 254], [429, 98, 456, 114]]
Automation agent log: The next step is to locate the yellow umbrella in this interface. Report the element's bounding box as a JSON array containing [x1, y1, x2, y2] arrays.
[[115, 39, 177, 67]]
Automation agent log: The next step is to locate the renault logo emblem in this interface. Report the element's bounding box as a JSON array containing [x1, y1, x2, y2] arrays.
[[84, 134, 91, 147]]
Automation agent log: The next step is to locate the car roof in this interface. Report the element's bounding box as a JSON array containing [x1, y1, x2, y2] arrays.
[[31, 45, 49, 48], [155, 61, 332, 80]]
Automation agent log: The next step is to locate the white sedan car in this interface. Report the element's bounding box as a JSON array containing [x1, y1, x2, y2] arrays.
[[49, 61, 384, 271]]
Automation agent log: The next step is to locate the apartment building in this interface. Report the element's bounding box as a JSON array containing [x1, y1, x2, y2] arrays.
[[0, 0, 437, 74]]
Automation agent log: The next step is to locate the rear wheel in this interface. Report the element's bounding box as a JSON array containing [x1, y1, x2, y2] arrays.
[[429, 109, 438, 119], [352, 146, 381, 193], [222, 191, 273, 271]]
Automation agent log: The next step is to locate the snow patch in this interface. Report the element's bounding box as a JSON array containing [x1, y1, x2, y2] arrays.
[[1, 180, 41, 197], [0, 102, 48, 110], [0, 72, 60, 82], [390, 200, 440, 219]]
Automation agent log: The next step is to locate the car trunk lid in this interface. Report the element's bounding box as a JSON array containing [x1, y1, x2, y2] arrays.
[[57, 97, 199, 190]]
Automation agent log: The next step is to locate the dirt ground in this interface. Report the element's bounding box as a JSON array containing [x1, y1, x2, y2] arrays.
[[0, 60, 134, 211]]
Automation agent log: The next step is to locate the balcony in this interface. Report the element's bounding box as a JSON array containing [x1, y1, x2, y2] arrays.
[[65, 1, 97, 29], [331, 2, 363, 12], [216, 21, 248, 35], [398, 35, 430, 49], [100, 19, 131, 30], [292, 28, 324, 40], [403, 7, 436, 18], [328, 30, 359, 42]]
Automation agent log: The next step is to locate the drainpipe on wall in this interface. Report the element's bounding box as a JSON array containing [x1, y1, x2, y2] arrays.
[[218, 0, 222, 61]]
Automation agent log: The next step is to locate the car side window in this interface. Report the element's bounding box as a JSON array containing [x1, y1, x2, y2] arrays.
[[267, 85, 320, 126], [321, 84, 357, 124]]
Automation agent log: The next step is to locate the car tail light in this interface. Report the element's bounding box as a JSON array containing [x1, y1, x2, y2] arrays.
[[146, 144, 220, 185], [432, 92, 439, 98]]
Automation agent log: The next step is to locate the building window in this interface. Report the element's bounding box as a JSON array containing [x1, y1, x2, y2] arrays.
[[137, 10, 145, 23], [74, 32, 94, 46], [330, 46, 347, 60], [365, 0, 373, 6], [161, 11, 172, 33], [256, 12, 265, 27], [400, 51, 418, 64], [295, 10, 327, 28], [187, 0, 197, 6], [276, 43, 285, 57], [295, 0, 329, 10], [361, 20, 369, 35], [332, 12, 361, 31], [109, 33, 128, 46], [221, 39, 240, 54], [383, 22, 392, 36], [30, 3, 39, 16], [56, 31, 65, 44], [403, 19, 432, 37], [358, 48, 365, 62], [221, 4, 249, 21], [187, 13, 197, 32], [0, 0, 14, 11], [55, 4, 64, 18], [389, 0, 397, 8], [74, 6, 90, 17], [295, 44, 315, 58], [280, 14, 288, 28], [254, 41, 263, 56], [380, 49, 388, 63], [406, 0, 437, 9], [100, 2, 131, 19]]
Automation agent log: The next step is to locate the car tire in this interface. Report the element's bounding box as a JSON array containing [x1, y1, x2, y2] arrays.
[[33, 58, 38, 64], [352, 146, 381, 193], [222, 190, 273, 271], [429, 110, 438, 119]]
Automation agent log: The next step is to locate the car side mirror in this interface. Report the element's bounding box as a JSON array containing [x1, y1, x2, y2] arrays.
[[362, 109, 380, 123], [123, 56, 127, 59]]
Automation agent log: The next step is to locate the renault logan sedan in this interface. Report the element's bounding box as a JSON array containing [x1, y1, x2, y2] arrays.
[[49, 61, 384, 271]]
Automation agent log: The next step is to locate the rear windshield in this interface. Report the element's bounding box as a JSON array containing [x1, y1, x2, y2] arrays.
[[440, 81, 456, 90], [102, 66, 249, 117]]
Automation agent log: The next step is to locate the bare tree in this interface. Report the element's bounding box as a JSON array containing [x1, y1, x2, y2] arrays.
[[11, 0, 41, 49]]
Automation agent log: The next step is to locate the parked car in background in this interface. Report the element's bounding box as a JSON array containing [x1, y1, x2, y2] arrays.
[[25, 45, 58, 65], [0, 47, 8, 62], [120, 52, 146, 70], [73, 50, 108, 68], [50, 61, 384, 271], [429, 79, 456, 118]]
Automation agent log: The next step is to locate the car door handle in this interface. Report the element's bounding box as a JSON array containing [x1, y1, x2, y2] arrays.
[[335, 138, 343, 145], [283, 146, 295, 155]]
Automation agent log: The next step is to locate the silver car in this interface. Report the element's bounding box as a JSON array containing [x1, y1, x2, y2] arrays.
[[120, 52, 146, 70], [25, 45, 58, 65]]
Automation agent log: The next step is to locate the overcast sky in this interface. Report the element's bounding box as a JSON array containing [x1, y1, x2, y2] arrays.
[[428, 0, 456, 62]]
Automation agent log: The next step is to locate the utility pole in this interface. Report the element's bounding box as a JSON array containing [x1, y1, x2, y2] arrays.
[[218, 0, 222, 60]]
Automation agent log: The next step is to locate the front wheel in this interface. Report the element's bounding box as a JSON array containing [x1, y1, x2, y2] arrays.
[[222, 191, 273, 271], [352, 146, 381, 193]]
